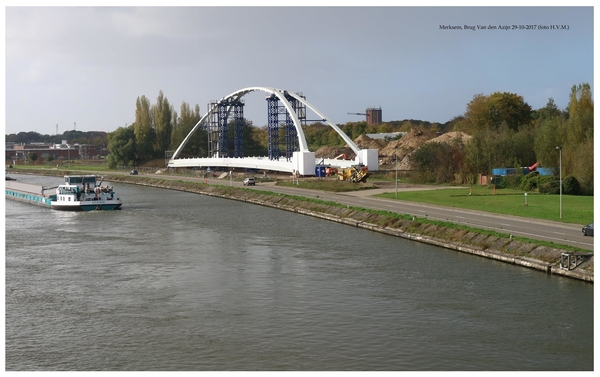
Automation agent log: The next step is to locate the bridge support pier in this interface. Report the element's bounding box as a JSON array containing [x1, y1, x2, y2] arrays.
[[358, 149, 379, 171], [293, 151, 316, 176]]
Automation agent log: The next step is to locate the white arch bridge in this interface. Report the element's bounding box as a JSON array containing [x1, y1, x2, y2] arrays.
[[168, 87, 378, 175]]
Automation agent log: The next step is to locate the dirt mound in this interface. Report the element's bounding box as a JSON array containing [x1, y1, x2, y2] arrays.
[[317, 128, 472, 168], [315, 134, 383, 159], [354, 134, 387, 149], [424, 131, 472, 145], [394, 130, 473, 170], [378, 127, 438, 165], [378, 129, 473, 168], [314, 146, 355, 159]]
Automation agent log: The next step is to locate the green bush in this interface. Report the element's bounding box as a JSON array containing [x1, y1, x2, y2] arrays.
[[492, 177, 508, 188], [519, 172, 539, 191], [539, 176, 560, 194], [501, 174, 522, 189], [562, 175, 581, 195], [411, 170, 436, 184], [410, 141, 465, 184]]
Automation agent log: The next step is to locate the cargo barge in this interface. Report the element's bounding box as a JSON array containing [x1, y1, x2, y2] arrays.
[[5, 175, 122, 211]]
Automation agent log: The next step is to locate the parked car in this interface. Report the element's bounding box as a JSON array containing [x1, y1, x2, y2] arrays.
[[243, 177, 255, 186], [130, 170, 138, 175], [582, 222, 594, 236]]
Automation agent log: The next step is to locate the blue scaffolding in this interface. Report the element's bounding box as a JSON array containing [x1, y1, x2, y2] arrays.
[[216, 98, 245, 158], [283, 92, 299, 161], [266, 94, 280, 160], [232, 100, 245, 158], [266, 91, 304, 161], [217, 102, 229, 158]]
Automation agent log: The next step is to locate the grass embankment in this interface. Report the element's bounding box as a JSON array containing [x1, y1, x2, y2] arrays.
[[278, 179, 592, 225], [277, 179, 378, 192], [377, 185, 592, 225]]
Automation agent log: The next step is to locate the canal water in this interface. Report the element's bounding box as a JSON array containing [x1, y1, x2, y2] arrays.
[[4, 175, 594, 371]]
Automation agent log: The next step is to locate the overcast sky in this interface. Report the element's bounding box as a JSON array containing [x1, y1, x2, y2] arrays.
[[4, 5, 594, 136]]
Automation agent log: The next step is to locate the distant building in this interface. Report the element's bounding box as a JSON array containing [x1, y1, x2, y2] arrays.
[[5, 141, 107, 163], [366, 107, 382, 126], [366, 132, 406, 140]]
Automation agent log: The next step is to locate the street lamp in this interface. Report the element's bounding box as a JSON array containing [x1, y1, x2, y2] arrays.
[[394, 146, 398, 198], [556, 146, 562, 219]]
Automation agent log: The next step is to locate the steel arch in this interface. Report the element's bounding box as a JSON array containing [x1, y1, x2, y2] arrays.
[[171, 87, 360, 160]]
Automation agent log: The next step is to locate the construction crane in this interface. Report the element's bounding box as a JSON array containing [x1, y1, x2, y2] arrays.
[[348, 112, 370, 124]]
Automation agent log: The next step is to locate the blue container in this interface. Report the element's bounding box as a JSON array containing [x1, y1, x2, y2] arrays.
[[315, 166, 326, 177], [537, 168, 555, 176], [492, 168, 519, 176]]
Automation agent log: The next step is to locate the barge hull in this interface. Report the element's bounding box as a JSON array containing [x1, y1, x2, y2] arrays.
[[52, 203, 122, 211], [5, 181, 52, 208], [5, 188, 52, 207]]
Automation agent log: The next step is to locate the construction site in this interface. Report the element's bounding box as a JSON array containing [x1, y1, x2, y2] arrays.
[[313, 127, 473, 180]]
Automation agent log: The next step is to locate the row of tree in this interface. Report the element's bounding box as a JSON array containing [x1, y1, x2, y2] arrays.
[[108, 91, 202, 167], [6, 130, 108, 146], [107, 91, 269, 167], [409, 84, 593, 194], [72, 84, 594, 194]]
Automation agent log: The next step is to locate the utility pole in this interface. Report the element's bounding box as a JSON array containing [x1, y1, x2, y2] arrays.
[[556, 146, 562, 219], [394, 146, 398, 198]]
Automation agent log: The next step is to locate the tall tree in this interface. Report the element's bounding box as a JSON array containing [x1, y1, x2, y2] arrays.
[[411, 141, 466, 183], [463, 123, 531, 176], [563, 83, 594, 193], [486, 92, 533, 131], [464, 93, 489, 131], [170, 101, 203, 157], [533, 115, 564, 169], [566, 83, 593, 147], [465, 92, 532, 131], [169, 105, 178, 151], [152, 90, 173, 155], [134, 95, 155, 160], [107, 125, 137, 168], [532, 97, 562, 125]]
